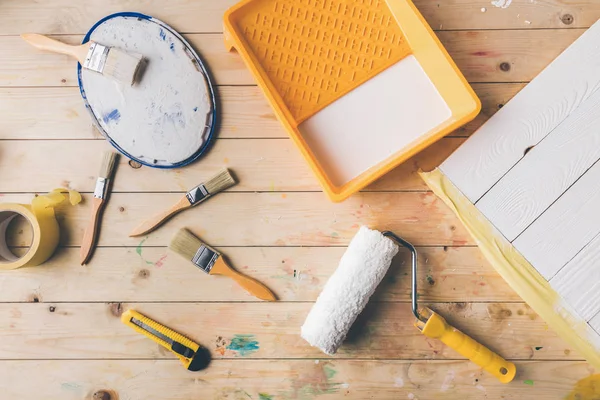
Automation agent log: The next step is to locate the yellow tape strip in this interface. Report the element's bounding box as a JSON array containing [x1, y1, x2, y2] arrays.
[[0, 189, 81, 270], [420, 168, 600, 369]]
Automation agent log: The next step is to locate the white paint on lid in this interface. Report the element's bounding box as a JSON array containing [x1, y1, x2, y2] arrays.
[[298, 55, 451, 187], [80, 16, 213, 166]]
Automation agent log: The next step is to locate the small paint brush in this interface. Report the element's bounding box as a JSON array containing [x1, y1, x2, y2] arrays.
[[169, 229, 276, 301], [129, 169, 236, 237], [80, 151, 118, 265], [21, 33, 144, 85]]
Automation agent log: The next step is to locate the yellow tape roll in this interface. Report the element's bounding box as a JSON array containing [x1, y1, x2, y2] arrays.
[[0, 189, 81, 270]]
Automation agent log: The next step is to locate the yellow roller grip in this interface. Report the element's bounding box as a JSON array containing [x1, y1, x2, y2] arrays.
[[416, 307, 516, 383], [121, 310, 208, 371]]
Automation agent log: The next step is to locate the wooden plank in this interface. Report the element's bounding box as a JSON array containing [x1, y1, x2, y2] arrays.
[[0, 302, 572, 360], [0, 34, 249, 87], [441, 22, 600, 203], [3, 192, 473, 247], [0, 86, 284, 140], [551, 232, 600, 321], [513, 159, 600, 280], [0, 360, 592, 400], [0, 138, 462, 193], [0, 84, 523, 140], [1, 0, 597, 34], [1, 246, 517, 303], [0, 0, 238, 35], [0, 30, 586, 87], [477, 88, 600, 241]]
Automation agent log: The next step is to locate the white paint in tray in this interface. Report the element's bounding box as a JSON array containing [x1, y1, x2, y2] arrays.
[[80, 16, 213, 166], [298, 55, 451, 187]]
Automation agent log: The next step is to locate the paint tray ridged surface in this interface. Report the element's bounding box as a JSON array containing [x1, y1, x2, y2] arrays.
[[224, 0, 480, 201]]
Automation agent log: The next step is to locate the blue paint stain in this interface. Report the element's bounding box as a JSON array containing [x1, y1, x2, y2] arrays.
[[170, 42, 175, 52], [226, 334, 259, 356], [159, 28, 167, 41], [193, 107, 198, 112], [102, 109, 121, 124], [162, 104, 186, 129]]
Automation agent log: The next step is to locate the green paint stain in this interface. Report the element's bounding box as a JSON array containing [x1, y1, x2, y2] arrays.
[[323, 365, 337, 379], [136, 238, 147, 256], [524, 380, 534, 386], [226, 334, 260, 356], [259, 394, 274, 400], [331, 232, 339, 238], [535, 346, 543, 350], [61, 382, 82, 391]]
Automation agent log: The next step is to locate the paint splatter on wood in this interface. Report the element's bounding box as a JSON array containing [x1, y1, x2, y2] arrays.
[[226, 334, 260, 356], [491, 0, 512, 8]]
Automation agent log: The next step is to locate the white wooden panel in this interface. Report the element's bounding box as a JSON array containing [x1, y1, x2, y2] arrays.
[[477, 88, 600, 240], [551, 232, 600, 321], [440, 19, 600, 203], [587, 312, 600, 335], [513, 159, 600, 280]]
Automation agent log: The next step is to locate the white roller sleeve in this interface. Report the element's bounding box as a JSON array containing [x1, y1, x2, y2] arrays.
[[301, 226, 399, 354]]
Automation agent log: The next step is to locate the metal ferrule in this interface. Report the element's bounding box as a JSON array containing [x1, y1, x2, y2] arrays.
[[94, 177, 109, 199], [191, 244, 219, 273], [186, 184, 210, 205], [84, 42, 109, 73]]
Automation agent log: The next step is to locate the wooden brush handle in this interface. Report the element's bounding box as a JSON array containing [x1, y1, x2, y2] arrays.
[[211, 258, 276, 301], [129, 196, 191, 237], [21, 33, 88, 64], [80, 197, 105, 265]]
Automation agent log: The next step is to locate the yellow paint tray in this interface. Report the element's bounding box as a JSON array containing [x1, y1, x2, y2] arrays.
[[224, 0, 480, 202]]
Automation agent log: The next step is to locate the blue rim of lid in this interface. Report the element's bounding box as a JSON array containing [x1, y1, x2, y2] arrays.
[[77, 12, 218, 169]]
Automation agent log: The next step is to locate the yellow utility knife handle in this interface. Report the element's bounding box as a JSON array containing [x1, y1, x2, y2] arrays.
[[121, 309, 206, 371], [416, 307, 516, 383]]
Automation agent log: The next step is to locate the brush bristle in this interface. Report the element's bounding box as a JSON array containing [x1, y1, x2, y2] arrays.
[[169, 228, 203, 261], [103, 48, 143, 85], [204, 169, 236, 195], [99, 151, 118, 179]]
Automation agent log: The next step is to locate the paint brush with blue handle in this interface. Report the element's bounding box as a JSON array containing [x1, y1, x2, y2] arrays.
[[21, 33, 144, 85]]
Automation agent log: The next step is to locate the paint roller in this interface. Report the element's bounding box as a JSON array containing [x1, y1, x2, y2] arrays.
[[301, 226, 516, 383]]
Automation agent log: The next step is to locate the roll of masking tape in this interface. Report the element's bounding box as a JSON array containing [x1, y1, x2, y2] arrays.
[[0, 189, 81, 270]]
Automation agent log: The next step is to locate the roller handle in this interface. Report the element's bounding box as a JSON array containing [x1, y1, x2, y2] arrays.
[[80, 197, 105, 265], [417, 308, 516, 383], [21, 33, 89, 64], [210, 258, 277, 301], [129, 196, 191, 237]]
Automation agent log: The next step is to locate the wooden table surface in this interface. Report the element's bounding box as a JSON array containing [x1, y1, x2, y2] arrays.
[[1, 1, 600, 399]]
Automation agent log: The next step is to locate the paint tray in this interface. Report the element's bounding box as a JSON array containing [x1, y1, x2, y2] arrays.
[[224, 0, 480, 202]]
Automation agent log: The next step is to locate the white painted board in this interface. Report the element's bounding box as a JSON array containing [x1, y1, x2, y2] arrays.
[[299, 55, 451, 187], [551, 232, 600, 322], [587, 312, 600, 335], [477, 88, 600, 241], [440, 19, 600, 203], [513, 159, 600, 280]]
